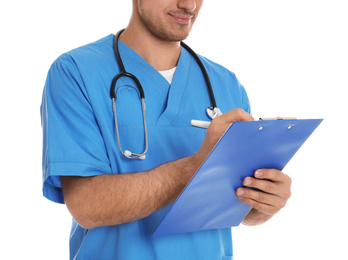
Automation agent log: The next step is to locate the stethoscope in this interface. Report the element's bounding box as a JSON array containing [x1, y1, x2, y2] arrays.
[[110, 29, 222, 160]]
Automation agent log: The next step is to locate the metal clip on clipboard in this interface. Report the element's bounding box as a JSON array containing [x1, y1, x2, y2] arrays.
[[259, 117, 297, 121], [191, 117, 297, 129], [258, 117, 297, 130]]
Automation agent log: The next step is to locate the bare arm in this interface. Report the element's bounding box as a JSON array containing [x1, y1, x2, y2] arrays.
[[61, 109, 254, 229], [60, 155, 200, 229]]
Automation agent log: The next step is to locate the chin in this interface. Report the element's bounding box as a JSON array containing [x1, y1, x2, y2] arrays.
[[158, 27, 192, 42]]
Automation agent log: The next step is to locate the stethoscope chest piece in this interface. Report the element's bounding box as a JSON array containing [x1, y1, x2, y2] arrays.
[[111, 29, 220, 160], [206, 106, 223, 119]]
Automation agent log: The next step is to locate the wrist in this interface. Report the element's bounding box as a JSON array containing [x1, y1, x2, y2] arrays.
[[175, 154, 202, 186], [242, 208, 273, 226]]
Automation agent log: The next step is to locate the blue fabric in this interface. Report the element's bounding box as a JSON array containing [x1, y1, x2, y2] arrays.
[[41, 34, 250, 260]]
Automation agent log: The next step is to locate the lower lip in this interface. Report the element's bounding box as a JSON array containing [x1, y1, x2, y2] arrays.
[[168, 14, 192, 25]]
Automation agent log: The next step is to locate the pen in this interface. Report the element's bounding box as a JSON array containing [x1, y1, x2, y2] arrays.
[[191, 117, 297, 129], [191, 120, 211, 129]]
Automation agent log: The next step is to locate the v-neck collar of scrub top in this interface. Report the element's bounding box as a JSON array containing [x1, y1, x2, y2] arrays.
[[117, 41, 191, 126]]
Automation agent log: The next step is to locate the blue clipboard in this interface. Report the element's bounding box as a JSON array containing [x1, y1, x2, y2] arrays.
[[153, 119, 323, 237]]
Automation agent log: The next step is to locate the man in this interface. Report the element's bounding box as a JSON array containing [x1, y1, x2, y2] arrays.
[[41, 0, 292, 259]]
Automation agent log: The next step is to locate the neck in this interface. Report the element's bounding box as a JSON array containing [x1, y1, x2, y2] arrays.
[[118, 23, 181, 71]]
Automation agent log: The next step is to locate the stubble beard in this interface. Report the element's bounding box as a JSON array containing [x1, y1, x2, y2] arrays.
[[139, 12, 192, 42]]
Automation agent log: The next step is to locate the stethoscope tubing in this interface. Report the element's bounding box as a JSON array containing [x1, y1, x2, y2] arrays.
[[110, 71, 145, 100], [110, 29, 217, 110], [179, 41, 217, 109], [110, 29, 220, 159]]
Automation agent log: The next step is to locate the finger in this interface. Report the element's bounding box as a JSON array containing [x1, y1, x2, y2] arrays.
[[248, 170, 292, 200], [236, 196, 280, 216], [236, 188, 286, 214], [254, 169, 291, 185], [236, 188, 285, 208], [214, 108, 254, 125], [243, 177, 280, 196]]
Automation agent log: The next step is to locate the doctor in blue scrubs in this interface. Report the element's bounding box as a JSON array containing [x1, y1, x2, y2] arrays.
[[41, 0, 292, 259]]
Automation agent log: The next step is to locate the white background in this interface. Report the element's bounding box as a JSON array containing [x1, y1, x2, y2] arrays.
[[1, 0, 347, 259]]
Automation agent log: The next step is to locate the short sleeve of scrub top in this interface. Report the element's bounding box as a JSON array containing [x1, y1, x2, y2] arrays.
[[41, 54, 112, 204]]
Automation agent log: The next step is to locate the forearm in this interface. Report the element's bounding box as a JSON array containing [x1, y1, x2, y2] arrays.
[[61, 109, 254, 229], [61, 155, 200, 229]]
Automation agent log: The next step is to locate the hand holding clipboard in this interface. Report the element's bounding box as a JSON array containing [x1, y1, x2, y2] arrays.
[[153, 111, 322, 237]]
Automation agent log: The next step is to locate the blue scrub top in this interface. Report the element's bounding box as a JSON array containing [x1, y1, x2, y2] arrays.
[[41, 34, 250, 260]]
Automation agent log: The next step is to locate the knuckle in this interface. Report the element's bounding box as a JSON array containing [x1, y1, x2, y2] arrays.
[[250, 200, 259, 209], [284, 173, 292, 185], [288, 176, 293, 186], [264, 182, 273, 193], [270, 207, 279, 215], [234, 108, 244, 116], [257, 192, 265, 202], [234, 108, 250, 121], [279, 199, 287, 209]]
